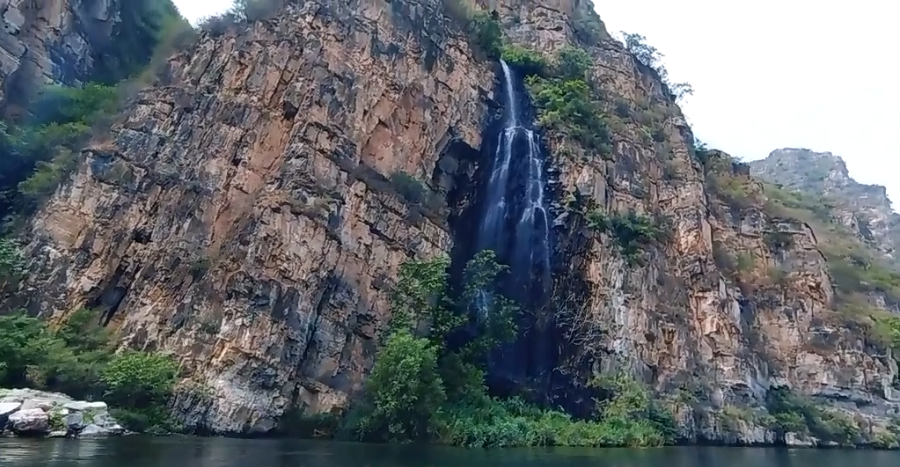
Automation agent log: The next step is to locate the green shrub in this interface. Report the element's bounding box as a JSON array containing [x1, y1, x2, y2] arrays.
[[349, 329, 446, 442], [0, 237, 24, 282], [0, 83, 120, 217], [587, 210, 664, 264], [388, 171, 427, 204], [96, 0, 185, 83], [765, 387, 862, 445], [0, 305, 180, 433], [101, 350, 179, 431], [526, 76, 610, 152], [468, 11, 503, 59], [501, 45, 548, 76], [556, 46, 592, 79], [341, 250, 677, 448], [621, 32, 693, 103]]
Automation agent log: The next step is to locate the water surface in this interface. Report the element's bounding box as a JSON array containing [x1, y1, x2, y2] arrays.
[[2, 437, 900, 467]]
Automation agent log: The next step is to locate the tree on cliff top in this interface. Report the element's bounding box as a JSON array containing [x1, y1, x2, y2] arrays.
[[620, 32, 693, 102]]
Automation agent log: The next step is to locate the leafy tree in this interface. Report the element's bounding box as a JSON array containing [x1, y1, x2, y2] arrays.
[[620, 32, 693, 103], [95, 0, 185, 83], [0, 237, 24, 282], [101, 351, 179, 409], [352, 330, 446, 441], [556, 46, 593, 80], [469, 11, 503, 59]]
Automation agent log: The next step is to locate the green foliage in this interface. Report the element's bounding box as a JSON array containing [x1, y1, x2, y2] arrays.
[[735, 252, 755, 272], [556, 46, 593, 80], [348, 329, 446, 442], [468, 11, 503, 59], [342, 250, 677, 448], [430, 373, 676, 448], [765, 387, 862, 446], [0, 309, 179, 433], [621, 32, 693, 102], [518, 45, 610, 155], [0, 4, 191, 226], [0, 83, 120, 219], [500, 45, 548, 77], [0, 237, 24, 282], [587, 210, 665, 265], [102, 351, 180, 432], [95, 0, 186, 83], [526, 76, 610, 152], [387, 171, 442, 212]]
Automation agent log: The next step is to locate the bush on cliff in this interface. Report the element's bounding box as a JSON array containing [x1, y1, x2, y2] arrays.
[[0, 306, 179, 433], [522, 46, 612, 155], [339, 250, 677, 447], [96, 0, 186, 84], [0, 83, 120, 222], [0, 4, 192, 230], [620, 32, 693, 103]]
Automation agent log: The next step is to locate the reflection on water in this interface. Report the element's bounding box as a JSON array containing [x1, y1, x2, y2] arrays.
[[1, 437, 899, 467]]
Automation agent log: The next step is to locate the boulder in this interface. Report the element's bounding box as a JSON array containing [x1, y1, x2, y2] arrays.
[[8, 408, 50, 435], [0, 388, 124, 437], [0, 401, 21, 428], [21, 398, 57, 411], [0, 401, 20, 417]]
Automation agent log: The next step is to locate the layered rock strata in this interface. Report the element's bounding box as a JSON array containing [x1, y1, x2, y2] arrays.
[[10, 0, 900, 443]]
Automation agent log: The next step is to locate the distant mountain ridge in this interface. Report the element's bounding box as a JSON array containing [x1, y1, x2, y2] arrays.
[[750, 148, 900, 263]]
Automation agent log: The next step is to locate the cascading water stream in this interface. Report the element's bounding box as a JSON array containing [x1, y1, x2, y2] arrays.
[[476, 60, 552, 314]]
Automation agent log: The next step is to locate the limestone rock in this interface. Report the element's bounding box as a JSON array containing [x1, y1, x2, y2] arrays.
[[8, 408, 50, 434], [13, 0, 492, 435], [0, 388, 124, 437], [750, 148, 900, 272], [0, 401, 21, 428], [7, 0, 900, 446]]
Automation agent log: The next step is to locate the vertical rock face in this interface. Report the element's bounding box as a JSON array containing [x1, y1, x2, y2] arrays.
[[486, 0, 899, 443], [16, 0, 493, 433], [11, 0, 900, 440], [0, 0, 118, 110]]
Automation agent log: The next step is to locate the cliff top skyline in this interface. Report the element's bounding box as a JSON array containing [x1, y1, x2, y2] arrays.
[[172, 0, 899, 205]]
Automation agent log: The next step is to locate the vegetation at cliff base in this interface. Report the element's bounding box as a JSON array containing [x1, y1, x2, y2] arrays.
[[0, 309, 180, 433], [333, 251, 677, 448], [0, 244, 179, 434]]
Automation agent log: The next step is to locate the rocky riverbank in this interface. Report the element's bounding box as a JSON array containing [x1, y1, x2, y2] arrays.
[[0, 389, 125, 438]]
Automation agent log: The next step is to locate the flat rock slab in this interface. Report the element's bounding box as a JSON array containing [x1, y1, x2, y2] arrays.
[[63, 401, 107, 411], [0, 402, 21, 417]]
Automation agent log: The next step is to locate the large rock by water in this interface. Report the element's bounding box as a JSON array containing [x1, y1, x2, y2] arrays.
[[0, 388, 125, 438]]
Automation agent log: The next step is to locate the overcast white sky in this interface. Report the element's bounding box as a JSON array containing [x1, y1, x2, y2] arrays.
[[173, 0, 900, 206]]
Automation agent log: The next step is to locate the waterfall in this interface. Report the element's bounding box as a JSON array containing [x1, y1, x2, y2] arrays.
[[476, 60, 552, 313]]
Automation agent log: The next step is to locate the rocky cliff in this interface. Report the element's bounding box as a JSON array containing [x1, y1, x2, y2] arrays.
[[0, 0, 181, 116], [7, 0, 900, 446], [750, 148, 900, 267]]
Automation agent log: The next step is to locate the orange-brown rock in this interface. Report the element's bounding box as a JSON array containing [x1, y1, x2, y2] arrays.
[[11, 0, 900, 443], [17, 0, 493, 433]]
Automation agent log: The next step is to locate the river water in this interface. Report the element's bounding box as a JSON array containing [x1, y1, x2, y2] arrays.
[[1, 437, 899, 467]]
